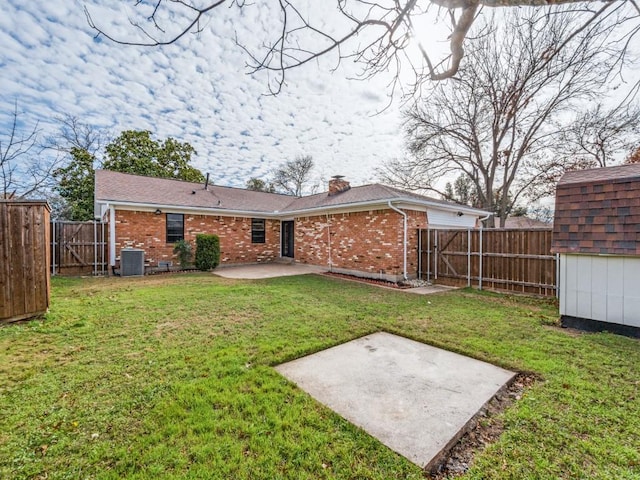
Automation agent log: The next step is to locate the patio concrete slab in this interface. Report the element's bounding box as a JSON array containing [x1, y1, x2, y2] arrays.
[[276, 332, 515, 469], [214, 263, 327, 279]]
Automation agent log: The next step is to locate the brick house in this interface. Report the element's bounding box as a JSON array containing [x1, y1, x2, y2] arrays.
[[552, 163, 640, 337], [95, 170, 490, 281]]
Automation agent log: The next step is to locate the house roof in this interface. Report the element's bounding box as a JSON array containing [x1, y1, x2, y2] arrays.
[[281, 183, 482, 214], [95, 170, 490, 217], [95, 170, 294, 213], [552, 164, 640, 256]]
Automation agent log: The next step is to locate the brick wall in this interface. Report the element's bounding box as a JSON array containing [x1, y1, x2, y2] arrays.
[[294, 208, 426, 278], [114, 210, 280, 266], [113, 207, 428, 279], [406, 210, 427, 273]]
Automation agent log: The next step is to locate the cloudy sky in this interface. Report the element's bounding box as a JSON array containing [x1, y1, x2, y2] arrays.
[[3, 1, 638, 199], [1, 1, 433, 190]]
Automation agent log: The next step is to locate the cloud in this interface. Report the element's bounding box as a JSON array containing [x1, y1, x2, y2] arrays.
[[2, 1, 406, 190]]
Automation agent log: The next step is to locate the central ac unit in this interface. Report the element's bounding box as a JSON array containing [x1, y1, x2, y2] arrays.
[[120, 249, 145, 276]]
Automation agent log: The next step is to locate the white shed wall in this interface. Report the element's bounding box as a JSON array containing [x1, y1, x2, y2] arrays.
[[560, 254, 640, 328], [427, 209, 478, 229]]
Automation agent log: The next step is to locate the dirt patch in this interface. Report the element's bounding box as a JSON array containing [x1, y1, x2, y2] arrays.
[[427, 372, 540, 479]]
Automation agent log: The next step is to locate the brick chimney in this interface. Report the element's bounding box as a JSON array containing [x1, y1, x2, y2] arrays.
[[328, 175, 351, 196]]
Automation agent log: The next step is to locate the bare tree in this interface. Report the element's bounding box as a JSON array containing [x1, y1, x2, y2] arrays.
[[47, 115, 111, 219], [380, 7, 630, 227], [527, 204, 555, 224], [246, 177, 276, 193], [270, 155, 316, 196], [509, 100, 640, 198], [0, 101, 58, 199], [627, 145, 640, 163], [85, 1, 639, 94], [51, 114, 109, 156], [557, 102, 640, 168]]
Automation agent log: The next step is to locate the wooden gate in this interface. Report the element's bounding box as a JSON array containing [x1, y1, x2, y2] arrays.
[[1, 200, 51, 322], [51, 221, 107, 276], [419, 228, 557, 296]]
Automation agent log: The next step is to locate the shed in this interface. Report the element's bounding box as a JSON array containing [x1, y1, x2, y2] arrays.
[[0, 200, 51, 323], [551, 164, 640, 337]]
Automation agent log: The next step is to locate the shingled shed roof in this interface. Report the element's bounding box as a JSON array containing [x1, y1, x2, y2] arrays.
[[551, 164, 640, 255]]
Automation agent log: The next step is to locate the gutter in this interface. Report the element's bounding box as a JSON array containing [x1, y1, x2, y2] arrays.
[[95, 200, 277, 219], [95, 197, 492, 220], [388, 201, 408, 281], [283, 197, 490, 218]]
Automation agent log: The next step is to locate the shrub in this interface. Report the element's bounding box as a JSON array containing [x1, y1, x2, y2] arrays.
[[195, 234, 220, 271], [172, 239, 193, 268]]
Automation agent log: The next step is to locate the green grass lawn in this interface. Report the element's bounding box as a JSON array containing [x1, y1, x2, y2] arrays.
[[1, 274, 638, 479]]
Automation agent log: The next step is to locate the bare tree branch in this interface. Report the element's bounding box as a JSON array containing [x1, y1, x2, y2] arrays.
[[380, 6, 633, 226], [85, 0, 639, 95], [48, 114, 110, 156], [270, 154, 316, 196], [84, 0, 227, 47], [0, 100, 59, 198]]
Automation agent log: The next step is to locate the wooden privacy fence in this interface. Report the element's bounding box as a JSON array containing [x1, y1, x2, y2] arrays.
[[51, 221, 107, 276], [419, 228, 558, 296], [1, 200, 51, 322]]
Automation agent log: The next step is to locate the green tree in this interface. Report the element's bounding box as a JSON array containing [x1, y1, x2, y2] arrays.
[[103, 130, 204, 182], [53, 147, 96, 221], [443, 175, 476, 206], [53, 129, 204, 220], [246, 177, 276, 193]]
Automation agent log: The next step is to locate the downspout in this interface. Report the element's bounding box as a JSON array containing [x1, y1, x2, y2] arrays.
[[418, 227, 422, 280], [477, 212, 492, 290], [388, 201, 408, 281], [326, 213, 332, 272], [109, 204, 116, 268], [52, 220, 56, 276], [427, 225, 431, 283]]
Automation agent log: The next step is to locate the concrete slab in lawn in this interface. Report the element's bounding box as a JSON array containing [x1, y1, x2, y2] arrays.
[[214, 263, 327, 279], [275, 332, 515, 469]]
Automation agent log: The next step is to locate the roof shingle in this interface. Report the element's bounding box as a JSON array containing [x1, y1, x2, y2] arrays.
[[95, 170, 487, 216], [95, 170, 294, 213], [552, 164, 640, 256], [558, 163, 640, 185]]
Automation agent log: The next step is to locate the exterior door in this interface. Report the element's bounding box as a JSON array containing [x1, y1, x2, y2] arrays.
[[281, 221, 294, 258]]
